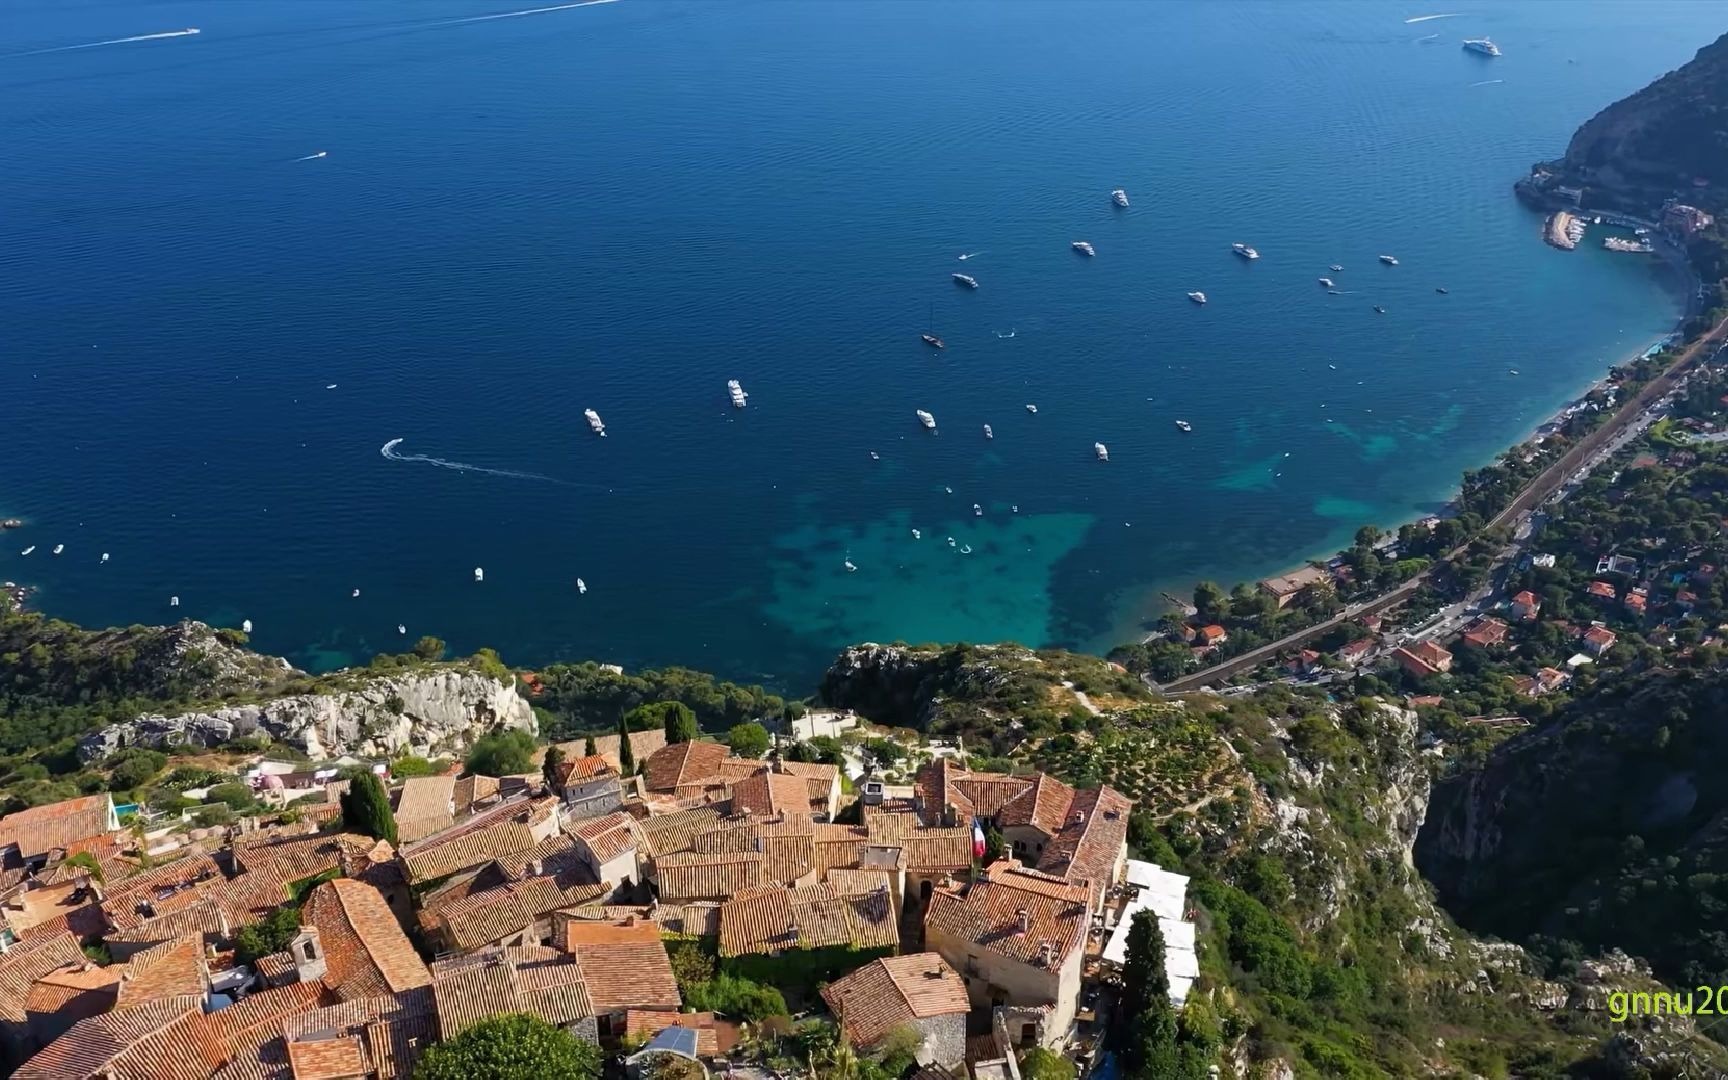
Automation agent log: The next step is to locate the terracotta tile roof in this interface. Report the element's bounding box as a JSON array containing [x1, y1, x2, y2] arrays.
[[285, 1034, 365, 1079], [570, 939, 679, 1013], [303, 879, 431, 1001], [914, 760, 973, 825], [212, 989, 433, 1080], [718, 883, 897, 957], [13, 998, 217, 1080], [822, 953, 969, 1049], [654, 851, 764, 902], [438, 877, 610, 952], [574, 729, 668, 775], [641, 742, 731, 794], [25, 963, 119, 1039], [559, 903, 720, 939], [571, 812, 640, 865], [393, 777, 456, 843], [994, 774, 1074, 835], [107, 898, 227, 946], [0, 932, 87, 1023], [924, 863, 1091, 970], [0, 796, 115, 861], [114, 935, 207, 1006], [729, 769, 819, 817], [559, 914, 663, 950], [625, 1010, 719, 1058], [451, 774, 499, 815], [489, 831, 586, 883], [824, 868, 896, 897], [101, 854, 224, 932], [885, 826, 973, 872], [954, 774, 1036, 821], [1035, 785, 1131, 903], [553, 755, 615, 787], [638, 807, 727, 858], [255, 951, 298, 985], [398, 797, 555, 883]]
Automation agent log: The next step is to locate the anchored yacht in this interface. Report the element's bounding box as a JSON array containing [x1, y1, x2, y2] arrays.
[[1188, 291, 1207, 304], [1232, 243, 1260, 260], [983, 424, 993, 439], [1318, 277, 1335, 288], [917, 409, 937, 430], [1025, 404, 1038, 414], [1095, 442, 1109, 461], [1111, 189, 1129, 207], [1378, 254, 1399, 265], [728, 379, 748, 408], [584, 409, 606, 436], [1072, 241, 1095, 256], [1463, 38, 1501, 56], [1175, 420, 1192, 432]]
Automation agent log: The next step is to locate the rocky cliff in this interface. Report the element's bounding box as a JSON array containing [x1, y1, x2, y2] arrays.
[[76, 667, 536, 763]]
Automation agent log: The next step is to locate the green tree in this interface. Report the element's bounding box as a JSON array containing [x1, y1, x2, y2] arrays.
[[62, 850, 105, 884], [617, 716, 636, 777], [728, 721, 770, 758], [1192, 581, 1228, 623], [389, 755, 441, 778], [234, 904, 302, 966], [339, 771, 398, 845], [626, 701, 699, 744], [1020, 1047, 1077, 1080], [583, 733, 597, 756], [465, 730, 536, 777], [1354, 524, 1383, 548], [541, 744, 566, 791], [412, 635, 446, 662], [413, 1013, 601, 1080], [206, 782, 257, 812], [1116, 909, 1174, 1074], [106, 748, 167, 791]]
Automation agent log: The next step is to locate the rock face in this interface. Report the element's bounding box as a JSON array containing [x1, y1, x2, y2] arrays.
[[78, 668, 535, 763]]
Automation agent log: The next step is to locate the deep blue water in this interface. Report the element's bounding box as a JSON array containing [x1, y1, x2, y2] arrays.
[[0, 0, 1716, 686]]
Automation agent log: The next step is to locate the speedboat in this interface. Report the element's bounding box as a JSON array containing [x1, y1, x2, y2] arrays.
[[983, 424, 993, 439], [577, 578, 587, 593], [1330, 264, 1344, 272], [1463, 38, 1501, 56], [1378, 254, 1399, 265], [51, 544, 63, 555], [584, 409, 606, 436], [917, 409, 937, 430], [1232, 243, 1260, 260], [728, 379, 748, 408], [1188, 291, 1207, 304], [100, 553, 109, 563], [1318, 277, 1334, 288], [19, 546, 33, 556], [1095, 442, 1109, 461], [1072, 241, 1095, 256], [1025, 404, 1038, 414], [947, 537, 956, 548], [351, 589, 360, 598], [474, 567, 484, 582], [1436, 287, 1449, 294], [1373, 305, 1386, 313], [398, 624, 407, 634], [169, 595, 179, 607], [869, 451, 880, 460], [952, 273, 979, 289], [911, 529, 921, 539], [844, 560, 857, 573], [1111, 189, 1129, 207], [1175, 420, 1192, 432], [921, 333, 946, 350], [241, 619, 252, 633], [972, 504, 982, 518]]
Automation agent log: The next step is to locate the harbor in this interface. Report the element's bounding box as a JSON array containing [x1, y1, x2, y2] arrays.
[[1544, 209, 1584, 251]]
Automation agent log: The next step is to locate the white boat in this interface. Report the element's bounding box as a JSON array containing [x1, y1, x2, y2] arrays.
[[19, 546, 32, 556], [100, 553, 109, 563], [727, 380, 748, 408], [1318, 277, 1335, 288], [51, 544, 63, 556], [1232, 243, 1260, 260], [1111, 189, 1129, 207], [577, 578, 587, 593], [1379, 254, 1399, 265], [1330, 264, 1344, 272], [952, 273, 979, 289], [911, 529, 921, 539], [947, 537, 956, 548], [1175, 420, 1192, 432], [1072, 241, 1095, 256], [917, 409, 937, 430], [983, 424, 993, 439], [169, 595, 179, 607], [398, 624, 407, 634], [1188, 291, 1207, 304], [1095, 442, 1109, 461], [474, 567, 484, 582], [351, 589, 360, 598], [584, 409, 606, 436], [1025, 404, 1038, 414], [973, 503, 983, 516], [844, 559, 857, 573], [241, 619, 252, 633], [1011, 505, 1018, 512], [869, 451, 880, 460], [1463, 38, 1501, 56]]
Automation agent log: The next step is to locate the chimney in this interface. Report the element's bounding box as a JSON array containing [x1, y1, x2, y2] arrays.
[[1038, 941, 1054, 967], [1016, 908, 1030, 935], [1071, 810, 1085, 825]]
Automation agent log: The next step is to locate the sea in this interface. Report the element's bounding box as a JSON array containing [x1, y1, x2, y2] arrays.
[[0, 0, 1718, 688]]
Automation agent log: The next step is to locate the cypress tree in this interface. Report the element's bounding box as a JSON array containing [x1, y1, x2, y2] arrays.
[[340, 771, 397, 845], [583, 733, 597, 756], [617, 716, 635, 776], [542, 745, 566, 792], [1116, 908, 1174, 1075]]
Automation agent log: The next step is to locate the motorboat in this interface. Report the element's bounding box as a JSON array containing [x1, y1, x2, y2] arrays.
[[351, 589, 360, 598], [169, 595, 179, 607], [1463, 38, 1501, 56], [1330, 264, 1344, 272], [844, 559, 857, 573], [1379, 254, 1399, 265], [1111, 189, 1129, 207], [1095, 442, 1109, 461], [398, 624, 407, 634], [1175, 420, 1192, 432], [917, 409, 937, 430], [983, 424, 993, 439], [952, 273, 979, 289], [1072, 241, 1095, 256], [1373, 305, 1386, 313], [19, 546, 32, 556], [921, 333, 946, 349], [1188, 291, 1207, 304], [870, 451, 880, 460], [584, 408, 606, 436], [474, 567, 485, 582], [728, 379, 748, 408], [1232, 243, 1260, 260], [241, 619, 252, 633], [577, 578, 587, 593], [51, 544, 63, 555], [911, 529, 921, 539], [1318, 277, 1335, 288], [100, 553, 109, 563], [1025, 404, 1038, 414], [1436, 287, 1449, 294], [973, 503, 983, 517]]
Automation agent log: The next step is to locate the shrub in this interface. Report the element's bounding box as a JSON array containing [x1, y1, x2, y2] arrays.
[[206, 782, 257, 812], [728, 721, 771, 758], [465, 730, 536, 777], [413, 1013, 600, 1080]]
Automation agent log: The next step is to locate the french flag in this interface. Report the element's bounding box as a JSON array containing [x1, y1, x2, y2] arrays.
[[972, 819, 987, 859]]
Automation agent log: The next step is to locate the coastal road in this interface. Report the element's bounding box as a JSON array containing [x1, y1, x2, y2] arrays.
[[1160, 317, 1728, 694]]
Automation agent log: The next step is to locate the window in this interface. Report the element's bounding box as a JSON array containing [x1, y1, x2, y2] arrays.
[[1020, 1023, 1037, 1046]]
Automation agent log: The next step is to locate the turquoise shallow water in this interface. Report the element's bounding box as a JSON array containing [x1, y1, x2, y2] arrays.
[[0, 0, 1713, 685]]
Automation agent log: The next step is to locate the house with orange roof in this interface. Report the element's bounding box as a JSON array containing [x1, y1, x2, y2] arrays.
[[1582, 625, 1618, 656], [1197, 625, 1228, 646], [923, 862, 1093, 1050], [0, 796, 117, 868], [299, 879, 431, 1002], [821, 954, 970, 1069], [1460, 617, 1510, 649], [568, 812, 641, 899], [1625, 587, 1649, 616], [1392, 640, 1452, 678], [1510, 591, 1541, 621], [1285, 649, 1323, 675], [1336, 638, 1376, 667], [1587, 580, 1618, 601]]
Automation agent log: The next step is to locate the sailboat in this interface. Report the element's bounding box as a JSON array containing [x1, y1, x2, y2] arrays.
[[920, 302, 945, 349]]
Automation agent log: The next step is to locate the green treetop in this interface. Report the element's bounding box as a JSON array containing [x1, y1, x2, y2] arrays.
[[339, 771, 397, 845], [413, 1013, 601, 1080]]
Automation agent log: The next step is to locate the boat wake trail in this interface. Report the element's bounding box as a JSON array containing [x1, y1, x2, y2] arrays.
[[1469, 78, 1504, 87], [1415, 33, 1440, 42], [381, 438, 560, 484], [294, 151, 328, 162], [13, 27, 200, 56], [1404, 12, 1463, 23], [957, 252, 984, 261], [430, 0, 619, 27], [995, 329, 1017, 339]]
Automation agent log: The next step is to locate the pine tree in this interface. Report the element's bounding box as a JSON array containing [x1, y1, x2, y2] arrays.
[[616, 716, 635, 777], [340, 771, 398, 845]]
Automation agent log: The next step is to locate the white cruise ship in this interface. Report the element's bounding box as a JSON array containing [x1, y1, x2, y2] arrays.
[[584, 409, 606, 436], [727, 379, 748, 408], [1463, 38, 1501, 56], [1111, 189, 1129, 208], [1232, 243, 1260, 260], [916, 409, 936, 430]]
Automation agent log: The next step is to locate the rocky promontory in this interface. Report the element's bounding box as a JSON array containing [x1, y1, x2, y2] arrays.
[[77, 667, 536, 763]]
